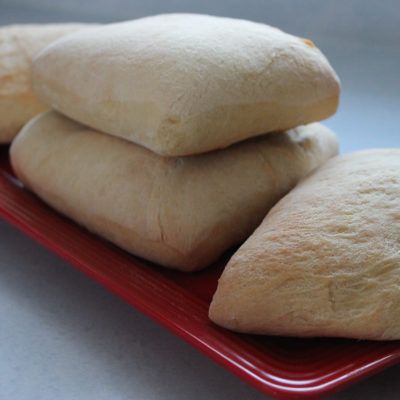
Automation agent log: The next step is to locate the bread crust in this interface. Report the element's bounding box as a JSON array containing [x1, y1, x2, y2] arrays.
[[32, 14, 340, 156], [0, 23, 94, 143], [209, 149, 400, 339], [10, 111, 338, 271]]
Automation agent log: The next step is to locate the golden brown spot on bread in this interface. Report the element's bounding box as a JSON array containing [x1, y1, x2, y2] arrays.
[[301, 38, 316, 48], [167, 116, 180, 124]]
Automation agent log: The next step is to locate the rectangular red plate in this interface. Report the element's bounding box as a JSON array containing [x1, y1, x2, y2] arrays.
[[1, 145, 400, 399]]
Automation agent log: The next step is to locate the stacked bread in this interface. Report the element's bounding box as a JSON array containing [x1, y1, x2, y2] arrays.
[[7, 14, 400, 341], [10, 14, 340, 272]]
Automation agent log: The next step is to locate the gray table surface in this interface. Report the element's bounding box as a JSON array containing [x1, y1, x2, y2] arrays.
[[0, 1, 399, 399]]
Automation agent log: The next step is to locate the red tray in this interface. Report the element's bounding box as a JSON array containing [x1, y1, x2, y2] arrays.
[[1, 145, 399, 399]]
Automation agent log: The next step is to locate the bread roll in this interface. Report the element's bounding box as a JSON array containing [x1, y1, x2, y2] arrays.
[[32, 14, 340, 156], [0, 23, 94, 143], [10, 111, 337, 271], [209, 149, 400, 339]]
